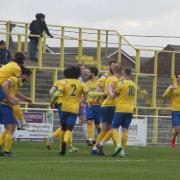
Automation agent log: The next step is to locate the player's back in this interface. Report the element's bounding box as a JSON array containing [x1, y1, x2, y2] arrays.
[[115, 80, 136, 113], [101, 75, 119, 107], [0, 61, 21, 85], [54, 80, 64, 87], [62, 79, 87, 114]]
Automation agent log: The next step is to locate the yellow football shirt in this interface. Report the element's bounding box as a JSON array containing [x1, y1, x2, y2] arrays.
[[13, 104, 24, 121], [7, 77, 23, 120], [8, 76, 20, 95], [115, 80, 136, 113], [0, 61, 21, 85], [1, 76, 21, 105], [101, 76, 119, 107], [163, 85, 180, 111], [59, 79, 88, 114], [98, 73, 109, 90], [86, 78, 101, 105]]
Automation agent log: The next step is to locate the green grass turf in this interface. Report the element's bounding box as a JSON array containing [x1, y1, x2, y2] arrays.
[[0, 142, 180, 180]]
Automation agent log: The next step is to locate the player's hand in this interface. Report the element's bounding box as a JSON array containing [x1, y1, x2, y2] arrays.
[[170, 84, 174, 90], [25, 97, 32, 103]]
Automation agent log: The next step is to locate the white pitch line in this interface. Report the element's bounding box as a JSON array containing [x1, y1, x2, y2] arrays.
[[0, 159, 179, 164]]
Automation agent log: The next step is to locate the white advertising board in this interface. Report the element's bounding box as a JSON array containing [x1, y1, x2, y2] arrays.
[[14, 123, 53, 140], [126, 118, 147, 146]]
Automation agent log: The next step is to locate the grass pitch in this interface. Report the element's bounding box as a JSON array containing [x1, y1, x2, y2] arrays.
[[0, 141, 180, 180]]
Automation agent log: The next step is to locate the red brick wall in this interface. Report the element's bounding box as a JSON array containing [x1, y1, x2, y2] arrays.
[[141, 53, 180, 75]]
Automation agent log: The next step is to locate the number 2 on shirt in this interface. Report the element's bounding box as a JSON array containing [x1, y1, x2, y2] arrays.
[[71, 84, 77, 96]]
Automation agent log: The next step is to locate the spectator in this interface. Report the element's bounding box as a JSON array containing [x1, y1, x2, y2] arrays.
[[29, 13, 53, 61], [9, 23, 16, 49], [0, 40, 11, 65]]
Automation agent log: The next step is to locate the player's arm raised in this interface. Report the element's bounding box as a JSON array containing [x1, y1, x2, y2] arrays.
[[163, 84, 174, 98]]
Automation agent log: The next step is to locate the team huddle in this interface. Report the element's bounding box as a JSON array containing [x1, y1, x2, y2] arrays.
[[48, 60, 136, 157], [0, 52, 180, 158]]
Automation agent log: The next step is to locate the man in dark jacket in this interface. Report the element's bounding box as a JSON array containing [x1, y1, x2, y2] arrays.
[[29, 13, 53, 61], [0, 40, 11, 65]]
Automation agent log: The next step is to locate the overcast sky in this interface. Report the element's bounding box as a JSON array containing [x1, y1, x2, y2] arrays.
[[1, 0, 180, 49]]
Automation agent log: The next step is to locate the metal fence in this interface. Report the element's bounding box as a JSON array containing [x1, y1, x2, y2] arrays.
[[0, 20, 179, 145], [20, 108, 177, 146]]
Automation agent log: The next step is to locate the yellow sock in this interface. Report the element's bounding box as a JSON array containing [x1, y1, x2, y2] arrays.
[[95, 130, 106, 145], [64, 130, 72, 144], [122, 130, 128, 150], [112, 128, 120, 146], [4, 131, 13, 152], [13, 104, 24, 121], [53, 128, 61, 139], [0, 130, 7, 147], [87, 121, 94, 140], [102, 129, 113, 143], [69, 132, 73, 148]]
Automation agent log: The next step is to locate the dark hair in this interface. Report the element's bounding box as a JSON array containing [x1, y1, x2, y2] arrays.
[[63, 67, 71, 78], [0, 40, 5, 46], [176, 72, 180, 78], [21, 66, 32, 76], [113, 64, 123, 74], [89, 66, 99, 76], [64, 66, 81, 79], [108, 59, 118, 66], [124, 67, 132, 76], [13, 52, 25, 65], [36, 13, 45, 20]]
